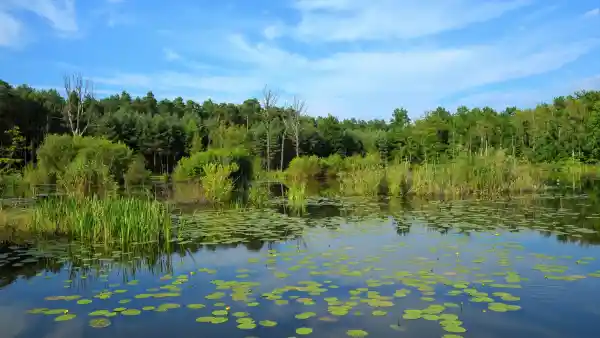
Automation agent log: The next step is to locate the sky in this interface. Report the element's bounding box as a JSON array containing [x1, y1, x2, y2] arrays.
[[0, 0, 599, 120]]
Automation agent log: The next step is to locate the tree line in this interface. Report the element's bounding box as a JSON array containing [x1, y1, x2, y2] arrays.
[[1, 75, 600, 174]]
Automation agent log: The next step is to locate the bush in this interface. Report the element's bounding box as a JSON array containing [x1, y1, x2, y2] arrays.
[[124, 154, 152, 188], [201, 163, 239, 204], [37, 134, 133, 181], [319, 154, 346, 177], [173, 147, 252, 183], [286, 156, 321, 182]]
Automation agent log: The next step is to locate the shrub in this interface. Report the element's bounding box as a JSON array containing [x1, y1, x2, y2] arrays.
[[124, 154, 152, 188], [200, 163, 239, 204], [319, 154, 346, 177], [36, 134, 133, 182], [286, 156, 321, 182], [173, 147, 252, 183]]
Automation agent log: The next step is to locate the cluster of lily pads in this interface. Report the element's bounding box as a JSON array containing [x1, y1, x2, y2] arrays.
[[7, 195, 600, 337]]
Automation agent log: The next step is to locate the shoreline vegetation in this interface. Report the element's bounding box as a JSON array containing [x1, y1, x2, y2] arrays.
[[1, 77, 600, 239]]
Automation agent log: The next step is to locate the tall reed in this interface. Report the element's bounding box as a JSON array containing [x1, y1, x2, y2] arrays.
[[30, 197, 172, 243], [200, 163, 239, 204], [338, 153, 385, 196]]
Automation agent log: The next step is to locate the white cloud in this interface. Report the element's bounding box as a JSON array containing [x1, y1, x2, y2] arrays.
[[584, 8, 599, 17], [263, 24, 284, 40], [0, 11, 22, 47], [93, 0, 600, 119], [0, 0, 78, 45], [448, 74, 600, 110], [163, 48, 181, 61], [8, 0, 78, 33], [288, 0, 530, 42]]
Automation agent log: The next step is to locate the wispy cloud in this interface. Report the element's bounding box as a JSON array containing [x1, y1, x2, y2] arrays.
[[3, 0, 600, 119], [584, 8, 599, 17], [8, 0, 78, 33], [163, 48, 181, 61], [0, 11, 22, 47], [288, 0, 531, 42], [92, 1, 600, 118]]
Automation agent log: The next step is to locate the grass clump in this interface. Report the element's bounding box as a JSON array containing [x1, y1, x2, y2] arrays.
[[387, 150, 546, 197], [29, 196, 171, 243], [200, 163, 239, 204], [173, 148, 252, 204], [286, 156, 321, 182], [173, 148, 252, 183], [338, 153, 385, 196]]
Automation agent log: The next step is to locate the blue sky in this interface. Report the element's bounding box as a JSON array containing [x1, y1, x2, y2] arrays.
[[0, 0, 599, 120]]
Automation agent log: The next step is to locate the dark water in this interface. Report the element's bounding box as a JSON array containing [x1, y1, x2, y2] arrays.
[[2, 195, 600, 338]]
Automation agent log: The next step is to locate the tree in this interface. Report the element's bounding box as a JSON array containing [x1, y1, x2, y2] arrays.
[[63, 73, 95, 136], [260, 85, 279, 171], [288, 96, 306, 158]]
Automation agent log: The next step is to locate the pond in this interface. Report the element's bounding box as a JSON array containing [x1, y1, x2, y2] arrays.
[[1, 194, 600, 338]]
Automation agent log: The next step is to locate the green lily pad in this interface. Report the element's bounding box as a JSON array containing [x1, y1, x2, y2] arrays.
[[89, 318, 111, 328], [296, 327, 313, 335]]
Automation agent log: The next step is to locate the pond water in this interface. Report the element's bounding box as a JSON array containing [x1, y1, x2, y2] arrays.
[[1, 195, 600, 338]]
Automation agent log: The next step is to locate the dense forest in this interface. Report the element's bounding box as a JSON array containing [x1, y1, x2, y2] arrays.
[[1, 76, 600, 175]]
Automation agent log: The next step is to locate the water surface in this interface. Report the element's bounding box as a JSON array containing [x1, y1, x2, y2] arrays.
[[1, 195, 600, 338]]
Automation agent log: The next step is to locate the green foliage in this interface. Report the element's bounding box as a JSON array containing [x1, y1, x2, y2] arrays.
[[286, 156, 321, 182], [124, 154, 152, 188], [200, 163, 239, 204], [57, 158, 118, 198], [338, 154, 385, 196], [385, 151, 546, 197], [287, 181, 307, 207], [173, 148, 252, 183], [0, 126, 28, 174], [30, 196, 171, 242], [319, 154, 346, 177], [37, 134, 133, 181], [247, 182, 271, 207], [2, 79, 600, 197]]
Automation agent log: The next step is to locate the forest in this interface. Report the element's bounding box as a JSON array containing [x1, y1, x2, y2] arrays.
[[2, 75, 600, 176]]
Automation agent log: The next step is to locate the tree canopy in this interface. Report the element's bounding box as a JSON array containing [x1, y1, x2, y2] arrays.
[[1, 78, 599, 174]]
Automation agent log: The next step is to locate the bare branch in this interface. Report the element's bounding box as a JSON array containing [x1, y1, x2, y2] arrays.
[[261, 85, 279, 110], [63, 73, 94, 136]]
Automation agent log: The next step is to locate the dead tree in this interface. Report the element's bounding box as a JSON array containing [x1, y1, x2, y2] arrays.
[[261, 85, 279, 171], [288, 96, 306, 158], [63, 73, 94, 136]]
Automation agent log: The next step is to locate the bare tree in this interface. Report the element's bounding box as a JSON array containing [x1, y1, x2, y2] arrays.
[[63, 73, 94, 136], [280, 107, 289, 170], [261, 85, 279, 171], [288, 96, 306, 158]]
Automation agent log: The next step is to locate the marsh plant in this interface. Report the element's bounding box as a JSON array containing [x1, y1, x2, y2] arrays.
[[285, 156, 321, 182], [287, 181, 308, 208], [338, 153, 385, 196], [384, 151, 545, 197], [57, 158, 118, 198], [247, 182, 272, 207], [30, 196, 172, 243], [200, 162, 239, 204]]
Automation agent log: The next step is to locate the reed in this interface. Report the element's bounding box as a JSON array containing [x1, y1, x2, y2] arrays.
[[200, 163, 239, 204], [338, 153, 385, 196], [29, 196, 172, 243]]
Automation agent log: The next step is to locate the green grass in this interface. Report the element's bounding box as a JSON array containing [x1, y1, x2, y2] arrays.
[[29, 196, 172, 243]]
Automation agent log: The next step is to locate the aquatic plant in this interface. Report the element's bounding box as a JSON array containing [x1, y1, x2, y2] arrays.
[[172, 147, 252, 183], [200, 162, 239, 204], [286, 156, 321, 182], [287, 181, 307, 208], [57, 157, 118, 198], [29, 196, 171, 242], [338, 153, 385, 196]]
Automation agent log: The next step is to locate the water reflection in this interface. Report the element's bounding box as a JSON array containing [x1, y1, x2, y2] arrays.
[[1, 194, 600, 338]]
